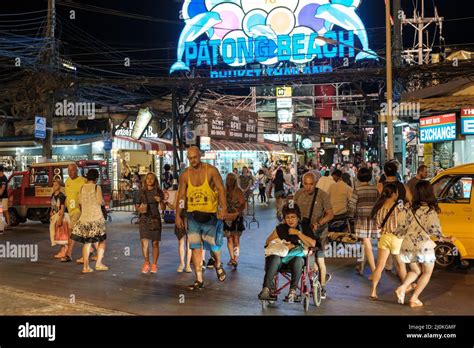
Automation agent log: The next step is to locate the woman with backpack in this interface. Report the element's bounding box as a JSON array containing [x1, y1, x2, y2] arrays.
[[394, 181, 454, 307], [368, 183, 407, 300], [70, 169, 108, 273]]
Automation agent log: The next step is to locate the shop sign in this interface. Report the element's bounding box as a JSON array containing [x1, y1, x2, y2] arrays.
[[202, 151, 217, 160], [200, 136, 211, 151], [419, 114, 457, 143], [115, 120, 158, 138], [461, 108, 474, 135], [35, 187, 53, 197], [264, 133, 302, 143], [198, 107, 257, 142], [277, 87, 292, 98], [277, 109, 293, 123], [301, 138, 313, 150], [277, 98, 292, 109]]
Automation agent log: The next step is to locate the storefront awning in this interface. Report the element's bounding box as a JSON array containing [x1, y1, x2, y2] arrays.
[[114, 136, 173, 151], [211, 139, 268, 152]]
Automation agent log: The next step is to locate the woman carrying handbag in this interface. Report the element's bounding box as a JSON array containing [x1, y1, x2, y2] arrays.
[[50, 179, 70, 259], [394, 181, 454, 308]]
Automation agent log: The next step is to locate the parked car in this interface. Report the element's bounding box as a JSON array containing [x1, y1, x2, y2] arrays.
[[7, 160, 110, 226], [431, 163, 474, 268]]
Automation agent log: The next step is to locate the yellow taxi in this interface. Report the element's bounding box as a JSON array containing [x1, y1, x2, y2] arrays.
[[431, 163, 474, 268]]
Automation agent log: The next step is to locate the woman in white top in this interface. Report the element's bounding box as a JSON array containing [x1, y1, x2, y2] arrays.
[[71, 169, 108, 273]]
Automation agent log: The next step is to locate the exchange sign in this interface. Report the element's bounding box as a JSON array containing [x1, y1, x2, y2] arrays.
[[419, 114, 457, 143]]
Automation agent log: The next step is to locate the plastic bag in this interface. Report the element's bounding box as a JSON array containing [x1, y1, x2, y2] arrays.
[[265, 239, 289, 257]]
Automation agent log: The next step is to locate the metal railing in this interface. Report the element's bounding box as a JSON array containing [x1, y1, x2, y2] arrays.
[[244, 192, 259, 229]]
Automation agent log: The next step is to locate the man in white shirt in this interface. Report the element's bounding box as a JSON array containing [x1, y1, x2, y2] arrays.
[[316, 171, 335, 193], [328, 169, 353, 219]]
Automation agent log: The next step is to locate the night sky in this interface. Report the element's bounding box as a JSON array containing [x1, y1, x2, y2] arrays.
[[2, 0, 474, 77]]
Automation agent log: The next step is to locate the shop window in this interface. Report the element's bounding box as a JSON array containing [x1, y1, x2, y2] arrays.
[[432, 176, 452, 198], [440, 176, 473, 204], [31, 169, 49, 186]]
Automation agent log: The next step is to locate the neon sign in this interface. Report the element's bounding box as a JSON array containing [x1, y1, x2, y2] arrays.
[[171, 0, 377, 74]]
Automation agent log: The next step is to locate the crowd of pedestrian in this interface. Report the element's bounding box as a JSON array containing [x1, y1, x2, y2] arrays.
[[0, 148, 454, 309]]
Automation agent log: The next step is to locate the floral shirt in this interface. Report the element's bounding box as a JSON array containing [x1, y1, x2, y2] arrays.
[[396, 205, 442, 241]]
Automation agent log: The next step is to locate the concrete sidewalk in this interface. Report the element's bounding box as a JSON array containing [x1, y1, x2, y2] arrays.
[[0, 286, 131, 316]]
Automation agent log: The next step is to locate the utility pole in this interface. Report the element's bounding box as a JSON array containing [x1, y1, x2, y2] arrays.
[[385, 0, 395, 160], [401, 0, 444, 65], [42, 0, 56, 159], [392, 0, 402, 68]]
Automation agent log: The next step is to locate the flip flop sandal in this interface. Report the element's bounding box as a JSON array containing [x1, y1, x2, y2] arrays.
[[76, 257, 84, 264], [395, 288, 405, 305], [215, 265, 226, 282], [60, 256, 72, 263], [409, 299, 423, 308], [187, 281, 204, 291], [82, 268, 94, 274], [368, 295, 378, 301]]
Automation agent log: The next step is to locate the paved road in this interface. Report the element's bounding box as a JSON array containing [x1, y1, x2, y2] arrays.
[[0, 203, 473, 315]]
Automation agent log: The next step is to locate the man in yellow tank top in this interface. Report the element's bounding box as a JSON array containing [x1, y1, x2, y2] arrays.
[[176, 146, 228, 291], [61, 164, 86, 262]]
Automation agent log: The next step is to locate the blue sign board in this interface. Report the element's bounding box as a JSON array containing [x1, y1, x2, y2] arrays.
[[34, 116, 46, 139], [103, 139, 113, 151]]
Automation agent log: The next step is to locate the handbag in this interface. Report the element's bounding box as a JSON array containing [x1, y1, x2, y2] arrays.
[[301, 188, 321, 232], [412, 211, 437, 249], [282, 245, 305, 264], [215, 219, 224, 247], [54, 218, 69, 245]]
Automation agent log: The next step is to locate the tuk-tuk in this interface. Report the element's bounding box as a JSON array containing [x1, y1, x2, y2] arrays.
[[7, 160, 110, 226]]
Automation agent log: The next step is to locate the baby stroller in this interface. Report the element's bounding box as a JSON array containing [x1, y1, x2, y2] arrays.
[[260, 248, 322, 312]]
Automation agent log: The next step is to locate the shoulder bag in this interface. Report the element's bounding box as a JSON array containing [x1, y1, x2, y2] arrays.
[[412, 210, 438, 249], [380, 202, 398, 230]]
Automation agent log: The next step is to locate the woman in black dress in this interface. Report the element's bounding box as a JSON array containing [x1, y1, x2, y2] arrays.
[[135, 173, 166, 274]]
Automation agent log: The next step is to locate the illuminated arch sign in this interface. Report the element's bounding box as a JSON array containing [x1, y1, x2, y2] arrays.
[[170, 0, 377, 76]]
